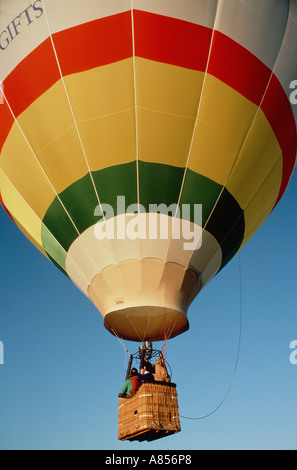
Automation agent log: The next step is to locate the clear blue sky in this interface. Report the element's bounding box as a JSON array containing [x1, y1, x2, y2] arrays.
[[0, 174, 296, 451]]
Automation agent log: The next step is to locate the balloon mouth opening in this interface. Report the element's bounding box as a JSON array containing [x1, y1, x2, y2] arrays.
[[104, 306, 189, 342]]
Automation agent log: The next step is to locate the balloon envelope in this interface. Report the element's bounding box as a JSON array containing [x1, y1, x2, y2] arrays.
[[0, 0, 296, 341]]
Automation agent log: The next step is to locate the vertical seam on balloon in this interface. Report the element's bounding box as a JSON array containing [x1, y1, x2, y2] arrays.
[[173, 0, 219, 218], [0, 166, 90, 287], [131, 2, 140, 211], [239, 128, 295, 241], [197, 72, 277, 257], [41, 0, 105, 221], [219, 0, 291, 196], [218, 13, 286, 191], [164, 0, 219, 269], [41, 1, 110, 284], [201, 3, 291, 239], [177, 1, 290, 274], [202, 162, 280, 274], [201, 123, 294, 278], [131, 1, 144, 265], [0, 90, 81, 237]]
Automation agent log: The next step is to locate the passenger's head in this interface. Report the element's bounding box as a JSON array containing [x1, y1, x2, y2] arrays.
[[144, 362, 153, 372], [131, 368, 138, 376]]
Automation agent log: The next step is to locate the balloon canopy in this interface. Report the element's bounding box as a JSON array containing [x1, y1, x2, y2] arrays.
[[0, 0, 296, 342]]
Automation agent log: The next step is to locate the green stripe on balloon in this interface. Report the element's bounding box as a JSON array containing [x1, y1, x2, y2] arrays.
[[41, 162, 244, 270]]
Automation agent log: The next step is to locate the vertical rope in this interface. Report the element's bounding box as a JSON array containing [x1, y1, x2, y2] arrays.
[[180, 254, 243, 420], [162, 307, 167, 376], [111, 328, 131, 372]]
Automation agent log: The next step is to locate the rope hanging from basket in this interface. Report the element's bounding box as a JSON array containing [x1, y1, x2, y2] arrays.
[[162, 307, 167, 375], [179, 254, 243, 421]]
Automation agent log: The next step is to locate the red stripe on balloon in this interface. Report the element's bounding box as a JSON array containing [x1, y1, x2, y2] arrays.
[[207, 30, 296, 203], [3, 39, 60, 119], [133, 9, 212, 71], [208, 31, 271, 106], [53, 11, 133, 75]]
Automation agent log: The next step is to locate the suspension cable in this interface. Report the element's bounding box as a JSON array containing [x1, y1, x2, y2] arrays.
[[111, 328, 131, 372], [179, 254, 243, 420]]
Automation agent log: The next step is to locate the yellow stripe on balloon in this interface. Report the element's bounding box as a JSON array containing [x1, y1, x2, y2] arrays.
[[0, 56, 284, 243], [136, 58, 204, 168], [226, 109, 282, 210], [0, 123, 56, 220], [64, 58, 135, 121], [0, 170, 46, 256], [240, 158, 282, 248], [188, 74, 259, 184]]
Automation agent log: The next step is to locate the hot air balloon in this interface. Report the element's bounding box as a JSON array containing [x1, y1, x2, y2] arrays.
[[0, 0, 297, 441]]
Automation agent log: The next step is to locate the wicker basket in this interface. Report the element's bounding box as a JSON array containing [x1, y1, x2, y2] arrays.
[[118, 382, 181, 442]]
